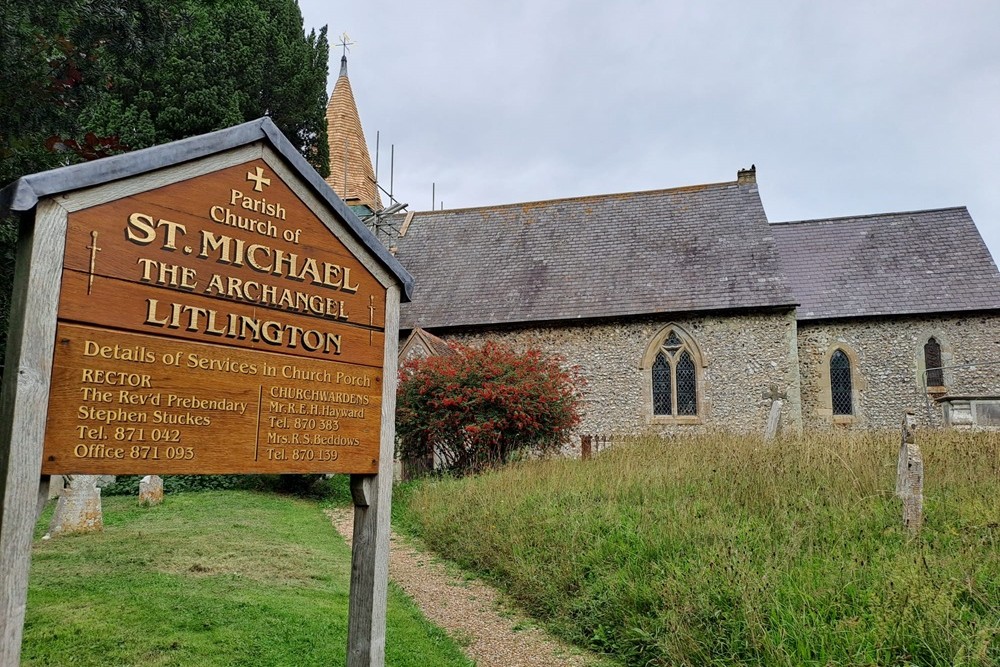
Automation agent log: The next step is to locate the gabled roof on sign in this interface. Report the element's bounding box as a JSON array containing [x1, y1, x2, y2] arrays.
[[393, 178, 797, 330], [771, 207, 1000, 320], [0, 117, 412, 301]]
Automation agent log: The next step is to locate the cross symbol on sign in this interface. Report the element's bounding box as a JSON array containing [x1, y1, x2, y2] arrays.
[[246, 166, 271, 192]]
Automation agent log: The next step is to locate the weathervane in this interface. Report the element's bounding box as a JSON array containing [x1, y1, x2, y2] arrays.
[[337, 32, 355, 58]]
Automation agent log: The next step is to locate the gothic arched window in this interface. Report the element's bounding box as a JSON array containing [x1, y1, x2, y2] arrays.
[[924, 337, 944, 387], [830, 349, 853, 416], [650, 328, 699, 418]]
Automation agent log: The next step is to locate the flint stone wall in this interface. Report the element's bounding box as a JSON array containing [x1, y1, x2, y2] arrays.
[[797, 313, 1000, 429], [438, 310, 802, 437]]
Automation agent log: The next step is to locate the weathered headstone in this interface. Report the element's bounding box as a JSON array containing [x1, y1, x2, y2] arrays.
[[139, 475, 164, 506], [895, 412, 923, 535], [895, 412, 916, 497], [762, 384, 787, 441], [46, 475, 103, 536], [47, 474, 65, 500]]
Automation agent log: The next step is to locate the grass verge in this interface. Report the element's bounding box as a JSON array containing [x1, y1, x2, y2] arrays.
[[399, 431, 1000, 667], [24, 490, 472, 667]]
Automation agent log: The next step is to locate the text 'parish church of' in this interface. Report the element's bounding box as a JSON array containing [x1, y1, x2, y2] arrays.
[[325, 54, 1000, 435]]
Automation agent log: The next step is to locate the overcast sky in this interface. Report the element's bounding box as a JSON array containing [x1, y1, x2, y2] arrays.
[[297, 1, 1000, 262]]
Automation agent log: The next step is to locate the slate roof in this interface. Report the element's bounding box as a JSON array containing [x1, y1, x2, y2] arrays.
[[394, 178, 796, 330], [771, 208, 1000, 320], [0, 117, 411, 300]]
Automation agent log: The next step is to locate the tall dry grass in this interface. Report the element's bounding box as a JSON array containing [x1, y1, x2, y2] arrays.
[[399, 430, 1000, 666]]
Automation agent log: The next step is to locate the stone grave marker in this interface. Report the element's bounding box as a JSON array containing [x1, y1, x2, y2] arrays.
[[46, 474, 65, 500], [762, 384, 786, 441], [139, 475, 164, 506], [46, 475, 103, 536], [896, 411, 923, 535]]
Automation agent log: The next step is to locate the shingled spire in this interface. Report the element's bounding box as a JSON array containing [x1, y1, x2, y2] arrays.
[[325, 55, 382, 214]]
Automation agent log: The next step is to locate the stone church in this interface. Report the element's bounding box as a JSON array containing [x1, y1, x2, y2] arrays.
[[324, 56, 1000, 435]]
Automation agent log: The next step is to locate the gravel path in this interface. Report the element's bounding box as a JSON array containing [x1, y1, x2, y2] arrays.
[[327, 508, 604, 667]]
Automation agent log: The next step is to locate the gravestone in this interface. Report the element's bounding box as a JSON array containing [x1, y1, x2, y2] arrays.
[[895, 412, 923, 535], [139, 475, 164, 506], [46, 475, 103, 536], [47, 474, 65, 500], [762, 384, 786, 441]]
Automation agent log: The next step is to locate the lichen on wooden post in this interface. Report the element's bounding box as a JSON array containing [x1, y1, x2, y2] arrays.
[[896, 411, 923, 535]]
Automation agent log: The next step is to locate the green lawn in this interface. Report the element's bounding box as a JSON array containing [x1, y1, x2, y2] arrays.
[[23, 491, 472, 667]]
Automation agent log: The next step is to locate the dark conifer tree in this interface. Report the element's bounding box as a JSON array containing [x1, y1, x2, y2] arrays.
[[0, 0, 330, 361]]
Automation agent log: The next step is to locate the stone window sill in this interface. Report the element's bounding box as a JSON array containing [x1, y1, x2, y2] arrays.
[[832, 414, 856, 426], [649, 415, 702, 426]]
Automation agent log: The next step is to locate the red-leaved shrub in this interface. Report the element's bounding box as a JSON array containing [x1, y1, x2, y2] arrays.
[[396, 341, 584, 476]]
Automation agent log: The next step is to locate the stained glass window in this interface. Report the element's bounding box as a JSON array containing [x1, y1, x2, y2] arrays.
[[924, 337, 944, 387], [676, 351, 697, 415], [650, 329, 698, 418], [830, 350, 853, 416], [652, 352, 672, 415]]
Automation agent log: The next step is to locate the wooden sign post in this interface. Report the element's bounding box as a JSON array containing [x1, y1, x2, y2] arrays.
[[0, 118, 410, 667]]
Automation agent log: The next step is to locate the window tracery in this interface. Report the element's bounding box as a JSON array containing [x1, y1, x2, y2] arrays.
[[650, 328, 699, 418]]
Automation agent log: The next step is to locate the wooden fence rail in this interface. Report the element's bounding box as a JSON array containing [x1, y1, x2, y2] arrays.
[[580, 434, 614, 460]]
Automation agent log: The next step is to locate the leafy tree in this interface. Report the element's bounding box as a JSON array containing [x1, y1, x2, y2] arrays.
[[1, 0, 328, 186], [0, 0, 330, 363], [0, 0, 172, 185], [80, 0, 330, 175], [3, 0, 164, 364], [396, 341, 585, 476]]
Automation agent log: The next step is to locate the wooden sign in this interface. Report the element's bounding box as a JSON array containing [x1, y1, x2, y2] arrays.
[[1, 119, 408, 667], [42, 159, 387, 474]]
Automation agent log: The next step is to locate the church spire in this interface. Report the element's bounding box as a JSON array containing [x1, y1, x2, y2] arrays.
[[325, 52, 382, 213]]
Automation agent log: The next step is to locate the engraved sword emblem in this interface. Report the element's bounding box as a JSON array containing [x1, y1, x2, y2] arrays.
[[369, 295, 375, 345], [86, 230, 101, 294]]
